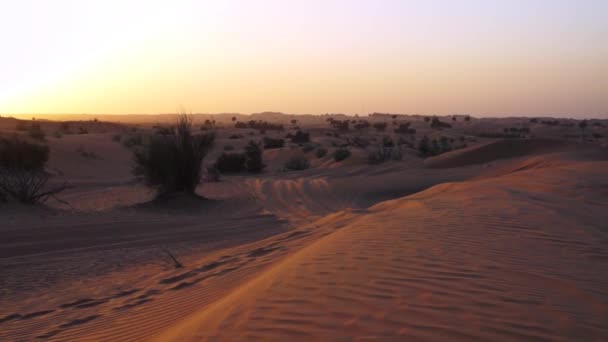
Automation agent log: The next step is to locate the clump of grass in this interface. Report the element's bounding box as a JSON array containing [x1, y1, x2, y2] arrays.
[[333, 148, 351, 162], [133, 114, 215, 196], [283, 156, 310, 171]]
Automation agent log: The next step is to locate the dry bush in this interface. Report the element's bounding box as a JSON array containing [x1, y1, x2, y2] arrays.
[[283, 156, 310, 171], [0, 136, 67, 203], [133, 115, 215, 195]]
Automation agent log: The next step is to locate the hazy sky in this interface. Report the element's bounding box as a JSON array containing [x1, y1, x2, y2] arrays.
[[1, 0, 606, 117]]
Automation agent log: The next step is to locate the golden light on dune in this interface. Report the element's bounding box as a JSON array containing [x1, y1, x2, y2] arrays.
[[1, 0, 607, 117]]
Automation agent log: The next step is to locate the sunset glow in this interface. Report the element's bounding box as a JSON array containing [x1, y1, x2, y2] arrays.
[[1, 0, 606, 117]]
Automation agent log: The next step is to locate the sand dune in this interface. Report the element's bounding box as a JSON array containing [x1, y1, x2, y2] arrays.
[[157, 158, 608, 341]]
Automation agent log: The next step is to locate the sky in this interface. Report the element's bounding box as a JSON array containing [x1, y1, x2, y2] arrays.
[[0, 0, 606, 118]]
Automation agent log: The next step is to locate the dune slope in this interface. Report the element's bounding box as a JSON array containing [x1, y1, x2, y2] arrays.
[[157, 159, 608, 341]]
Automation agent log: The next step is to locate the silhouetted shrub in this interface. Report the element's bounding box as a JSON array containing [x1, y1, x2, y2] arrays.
[[284, 156, 310, 171], [244, 141, 264, 173], [394, 122, 416, 135], [291, 130, 310, 143], [368, 147, 402, 164], [373, 122, 387, 132], [315, 147, 328, 158], [430, 117, 452, 129], [349, 136, 369, 148], [263, 137, 285, 149], [0, 136, 67, 203], [133, 115, 215, 195], [215, 152, 246, 173], [333, 148, 351, 162]]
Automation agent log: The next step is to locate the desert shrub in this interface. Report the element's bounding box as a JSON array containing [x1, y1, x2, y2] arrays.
[[373, 122, 387, 132], [156, 127, 172, 135], [133, 115, 215, 195], [283, 156, 310, 171], [315, 147, 328, 158], [291, 130, 310, 143], [235, 120, 283, 131], [28, 123, 45, 140], [263, 137, 285, 149], [418, 135, 456, 157], [244, 140, 264, 173], [430, 117, 452, 129], [223, 145, 235, 151], [112, 134, 122, 142], [394, 122, 416, 135], [60, 122, 71, 132], [215, 152, 246, 173], [350, 136, 369, 148], [78, 127, 89, 134], [0, 136, 67, 203], [333, 148, 351, 162], [368, 147, 402, 164]]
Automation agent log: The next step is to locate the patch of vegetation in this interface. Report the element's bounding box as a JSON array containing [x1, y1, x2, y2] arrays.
[[315, 147, 328, 158], [290, 130, 310, 143], [394, 122, 416, 135], [263, 137, 285, 149], [133, 115, 215, 195], [283, 156, 311, 171], [333, 148, 351, 162], [215, 152, 246, 173], [0, 136, 67, 203], [245, 141, 264, 173], [368, 147, 402, 164], [430, 117, 452, 129], [417, 136, 460, 157], [373, 122, 387, 132], [235, 120, 284, 132]]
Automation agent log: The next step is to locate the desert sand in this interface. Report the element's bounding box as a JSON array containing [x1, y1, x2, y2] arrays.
[[1, 114, 607, 341]]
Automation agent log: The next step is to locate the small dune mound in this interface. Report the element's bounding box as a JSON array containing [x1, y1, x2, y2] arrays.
[[424, 138, 574, 168]]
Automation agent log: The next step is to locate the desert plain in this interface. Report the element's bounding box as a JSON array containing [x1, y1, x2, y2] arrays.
[[1, 112, 607, 341]]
